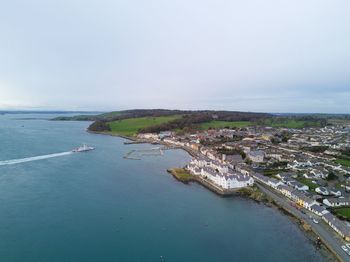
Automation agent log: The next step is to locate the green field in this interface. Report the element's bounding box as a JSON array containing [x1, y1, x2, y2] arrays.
[[333, 208, 350, 221], [169, 168, 194, 183], [335, 158, 350, 167], [262, 119, 319, 129], [199, 120, 251, 130], [198, 119, 320, 130], [108, 115, 181, 136]]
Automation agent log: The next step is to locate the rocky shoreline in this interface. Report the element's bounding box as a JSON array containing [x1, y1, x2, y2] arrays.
[[229, 186, 338, 262], [167, 170, 339, 261]]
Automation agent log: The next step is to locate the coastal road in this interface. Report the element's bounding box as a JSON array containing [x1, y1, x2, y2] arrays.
[[257, 184, 350, 262]]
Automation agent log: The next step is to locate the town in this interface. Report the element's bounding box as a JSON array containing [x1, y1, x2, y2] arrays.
[[137, 123, 350, 260]]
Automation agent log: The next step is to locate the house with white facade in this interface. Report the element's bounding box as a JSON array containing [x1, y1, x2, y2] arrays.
[[289, 181, 309, 191], [323, 198, 350, 207], [310, 204, 329, 216], [188, 158, 254, 190], [247, 150, 265, 163], [276, 184, 294, 198], [329, 188, 342, 197], [267, 178, 283, 189], [276, 172, 297, 180], [137, 133, 159, 140], [322, 213, 350, 241], [315, 187, 330, 196]]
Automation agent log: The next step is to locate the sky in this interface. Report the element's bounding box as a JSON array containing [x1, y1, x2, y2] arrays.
[[0, 0, 349, 113]]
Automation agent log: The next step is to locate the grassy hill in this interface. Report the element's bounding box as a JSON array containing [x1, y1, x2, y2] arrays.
[[52, 109, 338, 136], [107, 115, 181, 136], [199, 120, 251, 130], [259, 118, 322, 129]]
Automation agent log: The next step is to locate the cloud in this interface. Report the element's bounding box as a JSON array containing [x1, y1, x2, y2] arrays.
[[0, 0, 349, 113]]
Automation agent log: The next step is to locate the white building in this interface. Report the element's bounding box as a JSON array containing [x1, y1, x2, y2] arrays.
[[188, 158, 254, 189], [315, 187, 329, 196], [247, 150, 265, 163], [323, 198, 350, 207], [309, 204, 329, 216], [137, 133, 159, 140], [329, 188, 342, 197], [289, 181, 309, 191]]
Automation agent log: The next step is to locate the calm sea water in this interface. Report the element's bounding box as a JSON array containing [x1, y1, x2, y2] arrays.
[[0, 113, 324, 262]]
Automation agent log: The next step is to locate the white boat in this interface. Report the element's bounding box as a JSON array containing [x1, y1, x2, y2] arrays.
[[313, 219, 319, 224], [72, 144, 95, 153], [342, 245, 348, 252], [346, 243, 350, 249]]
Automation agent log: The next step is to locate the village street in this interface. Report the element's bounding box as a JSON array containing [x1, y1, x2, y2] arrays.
[[257, 184, 350, 262]]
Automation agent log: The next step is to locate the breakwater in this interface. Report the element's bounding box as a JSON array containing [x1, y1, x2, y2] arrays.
[[124, 147, 164, 160]]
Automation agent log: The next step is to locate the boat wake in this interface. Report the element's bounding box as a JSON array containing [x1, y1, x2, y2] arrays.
[[0, 151, 73, 166]]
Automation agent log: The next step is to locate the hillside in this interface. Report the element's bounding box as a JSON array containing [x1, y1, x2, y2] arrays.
[[107, 115, 182, 136], [84, 109, 271, 136], [51, 109, 335, 137]]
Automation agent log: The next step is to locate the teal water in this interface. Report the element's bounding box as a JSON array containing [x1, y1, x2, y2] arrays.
[[0, 113, 324, 262]]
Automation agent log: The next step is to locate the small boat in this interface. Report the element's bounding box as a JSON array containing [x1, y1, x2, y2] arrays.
[[72, 144, 95, 153], [346, 243, 350, 249], [342, 245, 348, 252], [313, 219, 319, 224]]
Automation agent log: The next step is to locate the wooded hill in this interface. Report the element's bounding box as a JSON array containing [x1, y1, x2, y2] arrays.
[[52, 109, 331, 135], [83, 109, 271, 133]]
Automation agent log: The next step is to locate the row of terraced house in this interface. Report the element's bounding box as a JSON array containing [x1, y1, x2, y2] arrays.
[[252, 173, 350, 241], [187, 157, 254, 190]]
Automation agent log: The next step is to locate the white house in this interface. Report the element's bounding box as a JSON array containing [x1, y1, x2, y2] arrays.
[[276, 172, 297, 180], [247, 150, 265, 163], [191, 158, 254, 190], [201, 167, 254, 189], [310, 168, 328, 179], [187, 164, 201, 176], [323, 198, 350, 207], [329, 188, 342, 197], [267, 178, 283, 189], [276, 184, 294, 199], [137, 133, 159, 140], [210, 160, 229, 174], [322, 213, 350, 241], [309, 204, 329, 216], [315, 187, 329, 196], [289, 181, 309, 191]]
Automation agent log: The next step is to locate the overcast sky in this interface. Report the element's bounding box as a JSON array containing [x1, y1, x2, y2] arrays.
[[0, 0, 349, 113]]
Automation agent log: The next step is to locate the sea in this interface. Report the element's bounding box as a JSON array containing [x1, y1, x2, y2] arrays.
[[0, 113, 325, 262]]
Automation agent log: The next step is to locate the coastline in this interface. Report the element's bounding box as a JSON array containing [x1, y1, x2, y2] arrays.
[[90, 130, 340, 262]]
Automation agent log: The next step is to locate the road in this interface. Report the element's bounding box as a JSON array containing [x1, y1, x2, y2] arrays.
[[257, 184, 350, 262]]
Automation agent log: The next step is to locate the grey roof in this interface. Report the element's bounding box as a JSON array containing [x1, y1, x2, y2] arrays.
[[202, 167, 218, 176], [268, 178, 280, 184], [252, 173, 269, 182], [289, 181, 308, 189], [317, 187, 328, 193], [278, 172, 297, 177], [324, 197, 350, 205], [248, 150, 265, 157], [310, 204, 327, 213], [323, 213, 350, 236], [277, 184, 294, 193]]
